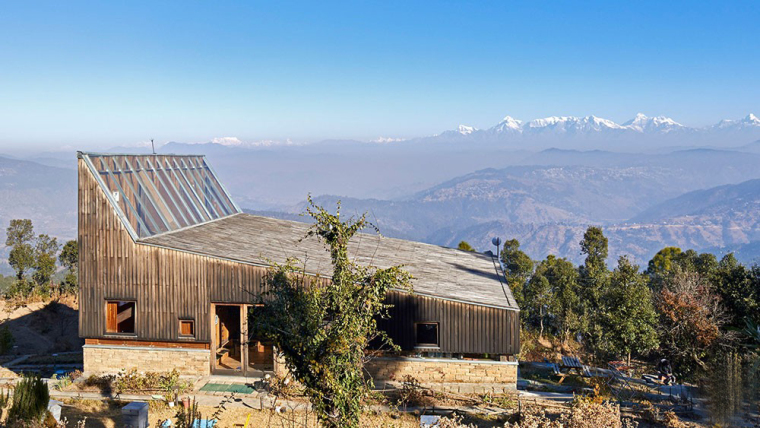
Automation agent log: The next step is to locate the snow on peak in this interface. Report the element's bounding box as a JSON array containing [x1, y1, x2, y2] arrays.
[[525, 115, 622, 132], [211, 137, 243, 146], [371, 136, 406, 144], [623, 114, 683, 133], [457, 124, 477, 135], [492, 116, 523, 133], [713, 114, 760, 130]]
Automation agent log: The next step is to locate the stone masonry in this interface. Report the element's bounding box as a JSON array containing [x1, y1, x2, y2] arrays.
[[365, 357, 518, 394], [83, 345, 211, 376]]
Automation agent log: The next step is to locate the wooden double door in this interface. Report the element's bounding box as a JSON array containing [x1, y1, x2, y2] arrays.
[[211, 303, 273, 375]]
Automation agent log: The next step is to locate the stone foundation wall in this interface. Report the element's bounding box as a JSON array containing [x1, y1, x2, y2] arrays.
[[83, 345, 211, 376], [366, 357, 518, 394]]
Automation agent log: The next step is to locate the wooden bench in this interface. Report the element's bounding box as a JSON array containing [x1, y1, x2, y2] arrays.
[[552, 356, 592, 383]]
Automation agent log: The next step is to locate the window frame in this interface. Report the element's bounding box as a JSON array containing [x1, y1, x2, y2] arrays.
[[414, 321, 440, 348], [179, 319, 195, 338], [105, 300, 137, 335]]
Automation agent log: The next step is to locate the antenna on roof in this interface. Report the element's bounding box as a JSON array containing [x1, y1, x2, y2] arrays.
[[491, 237, 502, 260], [151, 139, 156, 155]]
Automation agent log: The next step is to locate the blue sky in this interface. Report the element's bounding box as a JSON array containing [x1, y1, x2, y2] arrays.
[[1, 1, 759, 149]]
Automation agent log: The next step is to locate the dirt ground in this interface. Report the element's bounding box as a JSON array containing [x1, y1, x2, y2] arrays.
[[57, 400, 444, 428], [0, 296, 82, 356]]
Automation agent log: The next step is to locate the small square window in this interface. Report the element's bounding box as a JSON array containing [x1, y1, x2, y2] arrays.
[[179, 320, 195, 337], [106, 301, 135, 334], [415, 322, 439, 347]]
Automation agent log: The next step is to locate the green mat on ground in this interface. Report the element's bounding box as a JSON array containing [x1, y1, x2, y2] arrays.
[[199, 383, 256, 394]]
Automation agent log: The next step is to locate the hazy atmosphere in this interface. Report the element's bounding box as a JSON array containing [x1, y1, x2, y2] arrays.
[[0, 3, 759, 426]]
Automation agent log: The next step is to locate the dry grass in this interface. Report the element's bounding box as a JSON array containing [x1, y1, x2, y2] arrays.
[[55, 398, 518, 428]]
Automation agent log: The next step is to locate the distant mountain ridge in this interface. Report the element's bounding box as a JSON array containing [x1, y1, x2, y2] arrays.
[[446, 113, 759, 137], [424, 113, 760, 149]]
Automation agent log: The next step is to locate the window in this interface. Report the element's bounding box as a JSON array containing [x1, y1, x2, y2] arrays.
[[179, 320, 195, 337], [106, 301, 136, 334], [415, 322, 439, 347]]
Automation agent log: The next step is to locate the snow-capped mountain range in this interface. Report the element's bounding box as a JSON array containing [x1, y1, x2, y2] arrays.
[[417, 113, 760, 149], [448, 113, 759, 137]]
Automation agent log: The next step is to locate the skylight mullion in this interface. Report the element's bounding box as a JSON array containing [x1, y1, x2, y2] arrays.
[[123, 156, 172, 233], [131, 157, 177, 231], [179, 157, 218, 219], [150, 158, 197, 226], [96, 156, 152, 236], [203, 159, 241, 213], [160, 158, 203, 224], [183, 157, 221, 219], [113, 155, 163, 235], [172, 158, 212, 222], [198, 160, 237, 216], [199, 165, 231, 216], [144, 157, 191, 228]]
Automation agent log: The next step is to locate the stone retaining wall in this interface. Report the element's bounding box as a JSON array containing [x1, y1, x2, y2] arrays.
[[366, 357, 518, 394], [83, 344, 211, 376]]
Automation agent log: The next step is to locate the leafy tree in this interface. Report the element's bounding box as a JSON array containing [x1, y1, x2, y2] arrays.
[[579, 226, 608, 277], [529, 255, 581, 341], [601, 256, 658, 364], [656, 268, 728, 379], [647, 247, 719, 291], [712, 254, 756, 327], [578, 226, 610, 355], [32, 234, 59, 287], [457, 241, 476, 252], [524, 271, 553, 337], [648, 246, 683, 276], [500, 239, 534, 309], [253, 198, 412, 428], [59, 239, 79, 291], [6, 219, 35, 281]]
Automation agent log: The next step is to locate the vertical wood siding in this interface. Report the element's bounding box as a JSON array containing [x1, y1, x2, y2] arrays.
[[376, 292, 520, 355], [79, 159, 519, 354]]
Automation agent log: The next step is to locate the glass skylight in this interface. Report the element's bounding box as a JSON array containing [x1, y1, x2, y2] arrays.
[[81, 153, 240, 238]]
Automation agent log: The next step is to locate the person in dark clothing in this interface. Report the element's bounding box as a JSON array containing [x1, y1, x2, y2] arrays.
[[656, 358, 675, 385]]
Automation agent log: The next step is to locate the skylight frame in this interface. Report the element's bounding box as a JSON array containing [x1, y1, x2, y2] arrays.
[[80, 152, 241, 240]]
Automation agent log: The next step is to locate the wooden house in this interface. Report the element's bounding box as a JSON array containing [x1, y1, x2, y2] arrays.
[[78, 152, 520, 390]]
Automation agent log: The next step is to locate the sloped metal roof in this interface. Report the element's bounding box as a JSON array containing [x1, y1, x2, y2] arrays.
[[79, 152, 240, 238], [141, 213, 519, 310]]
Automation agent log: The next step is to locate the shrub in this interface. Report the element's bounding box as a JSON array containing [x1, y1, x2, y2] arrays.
[[112, 369, 192, 395], [8, 373, 50, 423], [0, 324, 14, 355]]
